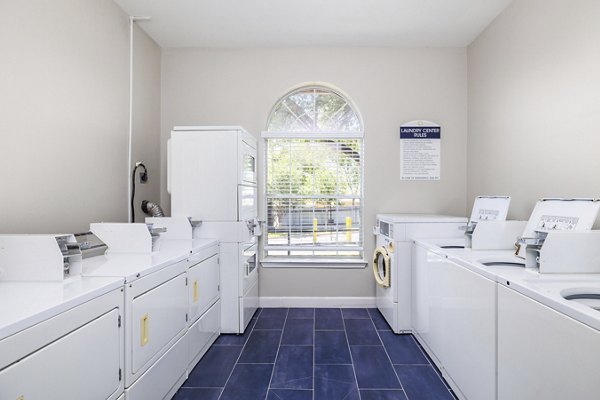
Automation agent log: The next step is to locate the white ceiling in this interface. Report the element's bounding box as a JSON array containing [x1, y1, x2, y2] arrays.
[[114, 0, 513, 48]]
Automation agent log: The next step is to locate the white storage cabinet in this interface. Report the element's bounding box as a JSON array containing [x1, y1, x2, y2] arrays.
[[0, 288, 124, 400]]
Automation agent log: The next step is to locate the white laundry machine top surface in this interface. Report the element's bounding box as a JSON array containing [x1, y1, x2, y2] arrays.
[[376, 214, 467, 223], [416, 238, 600, 331], [82, 238, 218, 283], [172, 125, 248, 133], [0, 276, 123, 340]]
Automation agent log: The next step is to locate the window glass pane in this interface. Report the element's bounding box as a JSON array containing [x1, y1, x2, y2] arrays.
[[267, 87, 362, 132], [265, 139, 363, 253]]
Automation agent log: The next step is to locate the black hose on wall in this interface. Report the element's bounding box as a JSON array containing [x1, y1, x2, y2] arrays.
[[142, 200, 165, 217]]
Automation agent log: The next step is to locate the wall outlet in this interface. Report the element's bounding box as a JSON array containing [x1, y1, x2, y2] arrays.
[[139, 171, 148, 183]]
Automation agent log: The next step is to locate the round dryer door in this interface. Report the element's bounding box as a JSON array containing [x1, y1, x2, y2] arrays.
[[373, 246, 391, 288]]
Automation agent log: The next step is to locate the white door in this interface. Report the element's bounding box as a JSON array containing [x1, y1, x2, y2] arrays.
[[188, 300, 221, 368], [131, 273, 188, 375]]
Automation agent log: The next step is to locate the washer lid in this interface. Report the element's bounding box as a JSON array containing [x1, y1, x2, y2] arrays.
[[516, 198, 600, 258], [469, 196, 511, 223], [525, 198, 600, 234]]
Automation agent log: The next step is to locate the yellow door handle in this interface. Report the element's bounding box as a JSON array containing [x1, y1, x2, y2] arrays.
[[193, 280, 199, 303], [141, 314, 149, 346]]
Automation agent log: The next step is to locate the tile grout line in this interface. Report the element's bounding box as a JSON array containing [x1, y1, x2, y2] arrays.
[[205, 308, 452, 400], [410, 335, 457, 399], [341, 309, 362, 400], [216, 308, 262, 400], [367, 310, 408, 400], [264, 308, 289, 400]]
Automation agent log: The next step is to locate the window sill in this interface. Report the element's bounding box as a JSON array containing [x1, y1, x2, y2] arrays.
[[260, 257, 367, 269]]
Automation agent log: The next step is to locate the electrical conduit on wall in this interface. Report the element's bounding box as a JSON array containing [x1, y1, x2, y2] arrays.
[[128, 16, 151, 223]]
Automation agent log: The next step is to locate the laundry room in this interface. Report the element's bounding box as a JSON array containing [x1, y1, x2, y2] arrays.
[[1, 1, 599, 399]]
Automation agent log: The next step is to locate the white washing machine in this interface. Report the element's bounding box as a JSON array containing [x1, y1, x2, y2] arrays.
[[373, 214, 467, 333]]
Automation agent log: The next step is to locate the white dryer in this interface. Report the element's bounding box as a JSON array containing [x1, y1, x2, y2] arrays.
[[373, 214, 466, 333]]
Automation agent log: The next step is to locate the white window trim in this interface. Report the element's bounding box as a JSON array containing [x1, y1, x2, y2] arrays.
[[262, 131, 364, 139], [261, 257, 367, 269], [261, 84, 365, 267]]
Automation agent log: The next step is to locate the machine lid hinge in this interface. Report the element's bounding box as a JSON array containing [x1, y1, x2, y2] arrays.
[[217, 284, 220, 292], [186, 313, 189, 322], [118, 368, 122, 381], [118, 315, 122, 328], [185, 277, 188, 286]]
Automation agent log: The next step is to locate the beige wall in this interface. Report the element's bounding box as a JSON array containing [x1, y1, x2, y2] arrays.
[[161, 47, 468, 297], [0, 0, 161, 233], [131, 19, 162, 223], [468, 0, 600, 220]]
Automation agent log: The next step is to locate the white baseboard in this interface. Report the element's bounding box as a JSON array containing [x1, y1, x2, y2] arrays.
[[259, 296, 376, 308]]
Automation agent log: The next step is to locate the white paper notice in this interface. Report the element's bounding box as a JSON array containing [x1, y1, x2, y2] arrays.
[[400, 121, 441, 180]]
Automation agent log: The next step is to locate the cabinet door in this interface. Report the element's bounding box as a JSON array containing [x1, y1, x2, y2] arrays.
[[126, 335, 188, 400], [442, 260, 496, 400], [188, 300, 221, 368], [132, 273, 188, 374], [0, 309, 121, 400], [498, 285, 600, 400], [188, 254, 220, 323], [240, 278, 259, 332]]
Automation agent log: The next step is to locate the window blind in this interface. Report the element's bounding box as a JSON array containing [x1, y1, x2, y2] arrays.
[[265, 137, 363, 257]]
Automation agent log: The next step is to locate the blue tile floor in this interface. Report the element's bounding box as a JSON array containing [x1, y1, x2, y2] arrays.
[[173, 308, 456, 400]]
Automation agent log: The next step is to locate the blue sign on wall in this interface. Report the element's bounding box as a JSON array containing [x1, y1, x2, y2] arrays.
[[399, 121, 441, 180], [400, 126, 441, 139]]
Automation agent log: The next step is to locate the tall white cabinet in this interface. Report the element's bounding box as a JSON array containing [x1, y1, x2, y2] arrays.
[[169, 126, 260, 334]]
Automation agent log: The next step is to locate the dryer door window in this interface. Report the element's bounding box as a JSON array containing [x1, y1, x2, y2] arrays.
[[373, 246, 391, 287]]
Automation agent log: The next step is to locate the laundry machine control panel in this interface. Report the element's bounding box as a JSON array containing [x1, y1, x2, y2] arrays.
[[378, 221, 393, 238]]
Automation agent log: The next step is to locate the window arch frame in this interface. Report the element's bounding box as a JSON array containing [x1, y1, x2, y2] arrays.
[[265, 82, 364, 136]]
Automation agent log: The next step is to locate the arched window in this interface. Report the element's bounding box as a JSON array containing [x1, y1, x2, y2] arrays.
[[267, 86, 362, 133], [263, 84, 364, 262]]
